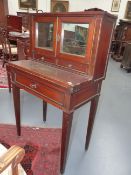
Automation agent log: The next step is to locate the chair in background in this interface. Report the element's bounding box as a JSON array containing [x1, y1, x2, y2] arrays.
[[0, 145, 26, 175], [0, 27, 18, 67], [0, 27, 18, 92], [120, 42, 131, 72]]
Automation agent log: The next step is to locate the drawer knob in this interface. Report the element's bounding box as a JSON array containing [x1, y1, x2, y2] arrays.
[[30, 83, 37, 89]]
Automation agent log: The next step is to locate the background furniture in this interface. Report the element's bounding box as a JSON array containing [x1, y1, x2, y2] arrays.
[[0, 0, 8, 27], [111, 19, 131, 61], [17, 38, 30, 60], [7, 15, 22, 32], [0, 0, 8, 57], [7, 10, 116, 173], [120, 42, 131, 72], [6, 14, 31, 61], [0, 27, 18, 67], [17, 12, 33, 32]]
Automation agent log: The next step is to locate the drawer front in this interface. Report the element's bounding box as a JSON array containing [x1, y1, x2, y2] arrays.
[[14, 72, 65, 106], [70, 83, 98, 108]]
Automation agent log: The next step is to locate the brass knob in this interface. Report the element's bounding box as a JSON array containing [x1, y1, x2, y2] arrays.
[[30, 83, 37, 89]]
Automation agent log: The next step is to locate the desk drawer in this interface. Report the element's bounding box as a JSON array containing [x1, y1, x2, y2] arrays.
[[14, 72, 65, 106]]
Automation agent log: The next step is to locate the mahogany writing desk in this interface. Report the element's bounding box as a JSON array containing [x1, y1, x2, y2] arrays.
[[7, 10, 116, 173]]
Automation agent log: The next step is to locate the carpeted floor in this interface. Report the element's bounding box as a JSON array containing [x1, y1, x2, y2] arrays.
[[0, 124, 61, 175], [0, 60, 8, 88]]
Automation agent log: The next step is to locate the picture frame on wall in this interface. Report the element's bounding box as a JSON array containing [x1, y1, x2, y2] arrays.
[[19, 0, 37, 10], [111, 0, 121, 12], [125, 1, 131, 19], [51, 1, 69, 13]]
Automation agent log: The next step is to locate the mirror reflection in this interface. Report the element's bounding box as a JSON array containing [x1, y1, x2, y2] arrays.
[[61, 23, 89, 56], [36, 22, 54, 50]]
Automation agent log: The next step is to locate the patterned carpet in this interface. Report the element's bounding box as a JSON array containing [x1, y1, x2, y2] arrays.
[[0, 60, 8, 88], [0, 124, 61, 175]]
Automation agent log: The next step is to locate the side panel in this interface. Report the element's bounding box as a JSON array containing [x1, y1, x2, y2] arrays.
[[93, 16, 116, 80]]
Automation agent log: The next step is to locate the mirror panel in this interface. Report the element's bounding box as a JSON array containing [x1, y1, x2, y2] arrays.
[[36, 22, 54, 50], [61, 23, 89, 56]]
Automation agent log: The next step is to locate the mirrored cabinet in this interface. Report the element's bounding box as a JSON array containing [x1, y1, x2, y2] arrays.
[[31, 12, 116, 78]]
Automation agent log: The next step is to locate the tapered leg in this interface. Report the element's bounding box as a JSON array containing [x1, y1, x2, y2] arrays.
[[12, 84, 21, 136], [43, 100, 47, 122], [85, 96, 99, 150], [60, 112, 73, 174], [6, 65, 11, 93], [7, 72, 11, 93]]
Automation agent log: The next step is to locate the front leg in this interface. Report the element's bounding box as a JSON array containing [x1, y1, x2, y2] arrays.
[[85, 95, 99, 150], [43, 100, 47, 122], [6, 65, 11, 93], [7, 72, 11, 93], [12, 84, 21, 136], [60, 112, 73, 174]]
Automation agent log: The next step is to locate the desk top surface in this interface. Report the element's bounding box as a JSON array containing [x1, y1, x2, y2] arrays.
[[9, 60, 91, 87]]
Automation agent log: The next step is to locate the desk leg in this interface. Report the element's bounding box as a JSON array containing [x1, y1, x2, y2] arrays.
[[6, 66, 11, 93], [12, 84, 21, 136], [43, 100, 47, 122], [7, 72, 11, 93], [85, 96, 99, 150], [60, 112, 73, 174]]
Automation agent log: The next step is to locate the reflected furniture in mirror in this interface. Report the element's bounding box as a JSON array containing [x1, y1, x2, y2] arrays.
[[7, 10, 116, 173]]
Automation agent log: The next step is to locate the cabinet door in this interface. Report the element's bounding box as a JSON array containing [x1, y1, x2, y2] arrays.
[[32, 16, 57, 60], [56, 17, 96, 72]]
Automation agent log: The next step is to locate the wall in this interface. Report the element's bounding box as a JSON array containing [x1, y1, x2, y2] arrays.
[[8, 0, 130, 22], [8, 0, 49, 14]]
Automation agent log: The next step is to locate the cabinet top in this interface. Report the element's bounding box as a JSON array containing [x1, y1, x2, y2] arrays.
[[31, 9, 117, 19]]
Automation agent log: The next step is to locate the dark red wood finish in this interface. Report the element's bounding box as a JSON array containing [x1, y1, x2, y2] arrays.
[[7, 15, 22, 32], [0, 0, 8, 27], [7, 10, 116, 173]]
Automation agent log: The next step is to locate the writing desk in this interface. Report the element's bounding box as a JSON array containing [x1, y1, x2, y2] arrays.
[[7, 10, 116, 173], [7, 59, 100, 173]]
